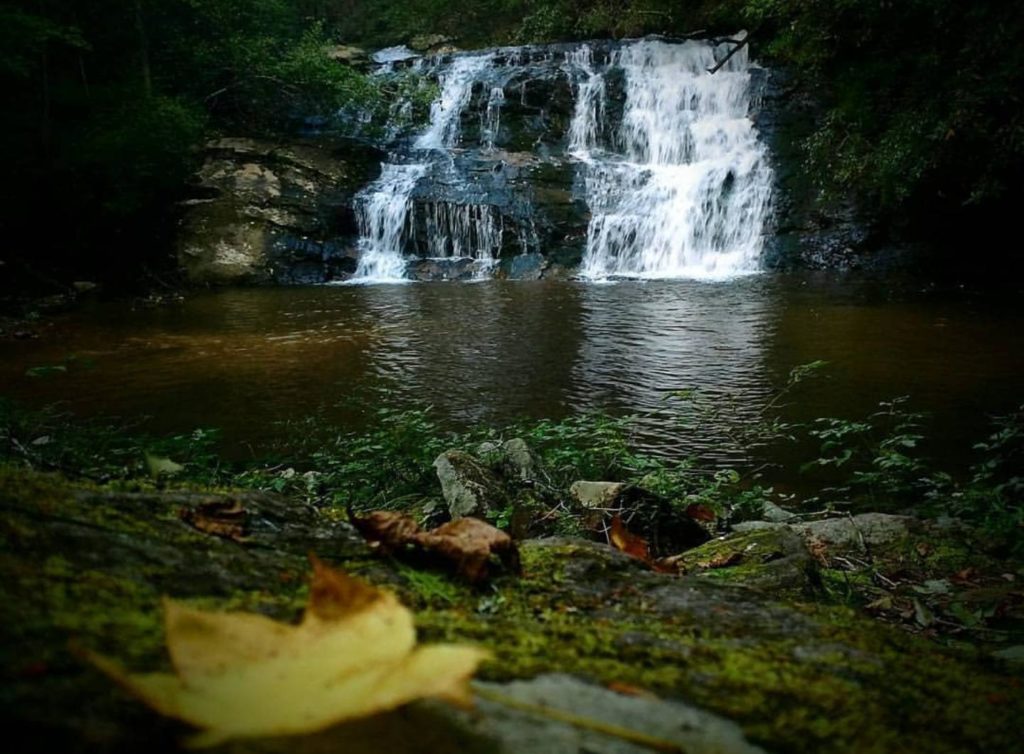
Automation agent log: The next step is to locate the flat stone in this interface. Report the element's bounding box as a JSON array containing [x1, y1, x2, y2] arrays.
[[325, 45, 369, 65], [408, 34, 454, 52], [793, 513, 912, 549], [762, 500, 798, 522], [569, 481, 627, 509], [458, 674, 765, 754], [500, 438, 538, 481]]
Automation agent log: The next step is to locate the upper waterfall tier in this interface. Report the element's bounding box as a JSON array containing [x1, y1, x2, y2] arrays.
[[348, 36, 772, 282]]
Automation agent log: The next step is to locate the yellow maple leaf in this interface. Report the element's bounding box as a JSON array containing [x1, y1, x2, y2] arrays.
[[82, 555, 489, 748]]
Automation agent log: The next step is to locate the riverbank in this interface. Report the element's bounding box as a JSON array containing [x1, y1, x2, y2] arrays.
[[2, 416, 1022, 752]]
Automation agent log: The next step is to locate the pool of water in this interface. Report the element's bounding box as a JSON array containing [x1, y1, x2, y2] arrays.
[[2, 274, 1022, 469]]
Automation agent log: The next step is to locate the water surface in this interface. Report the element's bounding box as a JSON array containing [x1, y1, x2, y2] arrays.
[[2, 275, 1021, 468]]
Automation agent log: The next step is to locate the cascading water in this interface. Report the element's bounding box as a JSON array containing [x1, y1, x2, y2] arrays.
[[421, 202, 503, 260], [353, 163, 427, 281], [569, 38, 772, 280], [566, 46, 606, 156], [350, 54, 502, 281], [348, 36, 772, 283], [482, 86, 505, 152], [415, 54, 495, 150]]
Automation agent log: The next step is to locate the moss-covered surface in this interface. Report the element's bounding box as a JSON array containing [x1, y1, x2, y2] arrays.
[[398, 540, 1023, 754], [2, 465, 1022, 754], [660, 527, 820, 598]]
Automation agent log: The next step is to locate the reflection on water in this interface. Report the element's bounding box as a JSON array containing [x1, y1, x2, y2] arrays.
[[572, 280, 775, 461], [1, 276, 1021, 466]]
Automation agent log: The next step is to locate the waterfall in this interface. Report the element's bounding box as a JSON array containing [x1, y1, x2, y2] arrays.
[[347, 36, 772, 283], [482, 86, 505, 151], [566, 45, 606, 157], [352, 163, 427, 282], [569, 38, 772, 280], [415, 54, 495, 150], [421, 202, 502, 261], [349, 54, 502, 282]]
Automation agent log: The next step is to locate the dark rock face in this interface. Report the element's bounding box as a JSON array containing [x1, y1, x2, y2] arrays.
[[749, 67, 869, 270], [751, 67, 923, 272], [177, 137, 382, 285]]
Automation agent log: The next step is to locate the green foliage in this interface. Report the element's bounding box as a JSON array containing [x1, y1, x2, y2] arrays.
[[0, 399, 221, 484], [236, 404, 451, 508], [2, 369, 1020, 549], [507, 412, 644, 482], [803, 397, 932, 500], [0, 6, 87, 79], [72, 95, 207, 216], [0, 0, 403, 283], [945, 406, 1024, 545], [742, 0, 1024, 215]]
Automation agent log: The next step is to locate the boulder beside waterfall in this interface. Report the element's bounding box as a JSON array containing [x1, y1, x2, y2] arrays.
[[176, 137, 382, 285]]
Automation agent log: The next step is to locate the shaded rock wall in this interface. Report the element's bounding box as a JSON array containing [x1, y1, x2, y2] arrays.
[[177, 137, 382, 285]]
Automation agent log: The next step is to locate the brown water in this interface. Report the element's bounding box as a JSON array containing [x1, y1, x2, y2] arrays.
[[2, 275, 1022, 467]]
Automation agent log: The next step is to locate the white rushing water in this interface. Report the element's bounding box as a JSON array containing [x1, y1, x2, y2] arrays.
[[350, 37, 772, 283], [421, 202, 503, 260], [352, 163, 427, 282], [569, 38, 772, 280], [415, 54, 495, 150], [350, 54, 500, 282]]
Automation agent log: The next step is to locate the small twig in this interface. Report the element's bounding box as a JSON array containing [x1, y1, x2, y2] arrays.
[[873, 570, 899, 589], [535, 502, 567, 524], [847, 512, 871, 557]]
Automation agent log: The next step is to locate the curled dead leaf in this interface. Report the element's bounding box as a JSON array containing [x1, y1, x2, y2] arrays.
[[80, 555, 488, 747], [411, 518, 521, 584], [348, 508, 420, 554], [608, 516, 679, 574], [178, 500, 247, 543], [609, 514, 651, 562], [349, 510, 521, 584]]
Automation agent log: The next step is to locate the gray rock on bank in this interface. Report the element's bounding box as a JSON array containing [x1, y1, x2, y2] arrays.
[[434, 450, 507, 518]]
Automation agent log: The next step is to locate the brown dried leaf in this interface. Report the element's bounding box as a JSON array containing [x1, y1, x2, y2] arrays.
[[349, 510, 520, 583], [606, 681, 656, 698], [807, 536, 829, 566], [684, 503, 717, 523], [412, 518, 521, 584], [609, 514, 651, 562], [652, 553, 687, 574], [951, 567, 979, 585], [348, 509, 421, 554], [178, 500, 247, 543]]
